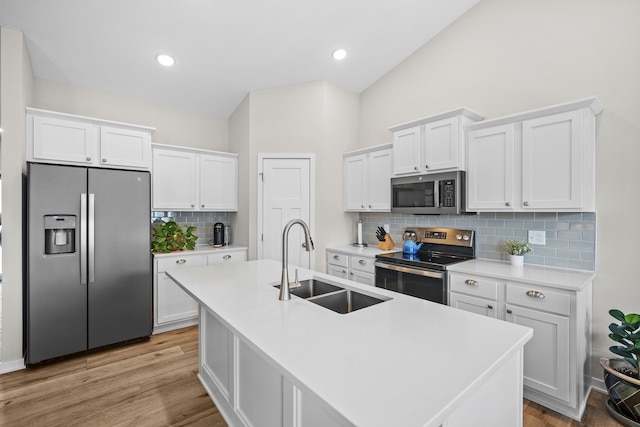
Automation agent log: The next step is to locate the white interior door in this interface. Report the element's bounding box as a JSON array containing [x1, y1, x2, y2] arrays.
[[259, 156, 312, 270]]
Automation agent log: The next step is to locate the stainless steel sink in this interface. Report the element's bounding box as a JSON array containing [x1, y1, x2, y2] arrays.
[[308, 289, 387, 314], [273, 277, 389, 313], [273, 278, 343, 298]]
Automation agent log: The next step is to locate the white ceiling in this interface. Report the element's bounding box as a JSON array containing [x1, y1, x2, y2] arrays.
[[0, 0, 479, 118]]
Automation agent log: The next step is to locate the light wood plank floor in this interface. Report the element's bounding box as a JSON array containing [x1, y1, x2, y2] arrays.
[[0, 325, 624, 426]]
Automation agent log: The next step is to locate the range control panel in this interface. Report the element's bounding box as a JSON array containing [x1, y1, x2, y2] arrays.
[[415, 227, 475, 247]]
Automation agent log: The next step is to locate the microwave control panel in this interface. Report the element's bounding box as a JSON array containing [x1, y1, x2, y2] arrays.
[[441, 180, 455, 207]]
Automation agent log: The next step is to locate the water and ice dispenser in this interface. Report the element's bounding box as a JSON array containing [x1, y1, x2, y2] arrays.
[[44, 215, 76, 255]]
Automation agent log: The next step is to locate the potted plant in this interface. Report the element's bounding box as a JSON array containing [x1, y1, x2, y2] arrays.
[[505, 239, 532, 266], [600, 309, 640, 425], [151, 220, 198, 253]]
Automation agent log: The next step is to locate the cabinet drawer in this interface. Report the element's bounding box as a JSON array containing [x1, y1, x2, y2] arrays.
[[326, 252, 349, 268], [449, 273, 499, 300], [506, 282, 570, 316], [350, 256, 375, 274], [157, 254, 206, 273], [208, 250, 247, 264]]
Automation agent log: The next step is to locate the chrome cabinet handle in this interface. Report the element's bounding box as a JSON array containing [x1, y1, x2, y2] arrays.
[[191, 204, 195, 208], [359, 260, 366, 265], [176, 259, 187, 264], [524, 201, 530, 206], [507, 309, 513, 314], [201, 204, 205, 208], [223, 255, 231, 260], [102, 158, 107, 163], [86, 157, 92, 161], [361, 204, 365, 208], [487, 305, 493, 310], [414, 166, 418, 170], [526, 290, 545, 299], [342, 269, 347, 274], [425, 164, 429, 169], [333, 255, 340, 260], [368, 205, 372, 208], [465, 279, 479, 286], [505, 202, 511, 206]]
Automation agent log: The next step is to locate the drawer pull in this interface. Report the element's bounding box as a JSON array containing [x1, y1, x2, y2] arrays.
[[465, 279, 479, 286], [526, 290, 545, 299], [223, 255, 231, 260], [359, 260, 366, 265], [487, 305, 493, 310], [333, 255, 340, 260], [507, 309, 513, 314], [342, 269, 347, 274], [176, 259, 187, 264]]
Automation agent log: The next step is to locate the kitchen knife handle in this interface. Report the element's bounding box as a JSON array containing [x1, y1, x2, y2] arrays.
[[80, 193, 88, 285], [88, 194, 96, 284]]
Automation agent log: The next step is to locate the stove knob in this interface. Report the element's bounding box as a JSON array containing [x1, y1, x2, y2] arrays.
[[463, 235, 470, 241], [456, 235, 462, 240]]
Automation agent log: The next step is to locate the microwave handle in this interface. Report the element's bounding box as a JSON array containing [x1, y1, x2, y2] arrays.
[[434, 180, 440, 208]]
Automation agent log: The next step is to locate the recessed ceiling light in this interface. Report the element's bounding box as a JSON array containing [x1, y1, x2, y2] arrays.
[[332, 49, 347, 61], [156, 54, 175, 67]]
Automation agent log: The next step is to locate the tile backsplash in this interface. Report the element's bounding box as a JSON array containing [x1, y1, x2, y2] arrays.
[[360, 211, 596, 271], [152, 211, 231, 246]]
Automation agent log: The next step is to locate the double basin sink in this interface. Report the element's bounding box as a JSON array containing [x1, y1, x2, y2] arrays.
[[274, 277, 389, 314]]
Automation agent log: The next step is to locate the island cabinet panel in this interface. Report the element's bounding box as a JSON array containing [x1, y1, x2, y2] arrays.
[[27, 108, 154, 170], [465, 97, 601, 212], [201, 309, 232, 400], [236, 340, 283, 427], [448, 261, 593, 421]]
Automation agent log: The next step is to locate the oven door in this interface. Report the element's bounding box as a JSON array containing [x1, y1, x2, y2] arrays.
[[374, 261, 447, 304]]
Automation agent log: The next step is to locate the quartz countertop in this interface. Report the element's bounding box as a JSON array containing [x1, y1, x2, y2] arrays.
[[166, 259, 532, 427], [326, 244, 401, 256], [152, 244, 248, 258], [448, 259, 595, 291]]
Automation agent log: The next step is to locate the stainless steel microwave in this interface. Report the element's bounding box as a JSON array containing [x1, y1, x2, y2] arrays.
[[391, 171, 466, 215]]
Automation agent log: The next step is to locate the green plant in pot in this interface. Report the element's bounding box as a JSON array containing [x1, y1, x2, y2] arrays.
[[505, 239, 532, 266], [151, 220, 198, 253], [600, 309, 640, 425]]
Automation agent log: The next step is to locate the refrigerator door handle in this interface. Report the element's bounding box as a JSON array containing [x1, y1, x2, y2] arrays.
[[88, 193, 96, 284], [80, 193, 88, 285]]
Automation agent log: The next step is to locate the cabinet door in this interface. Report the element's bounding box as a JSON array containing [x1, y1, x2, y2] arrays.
[[467, 124, 516, 210], [327, 264, 349, 279], [350, 269, 375, 286], [393, 126, 422, 175], [344, 154, 367, 211], [424, 116, 459, 171], [521, 110, 583, 209], [449, 292, 498, 318], [506, 304, 571, 403], [367, 148, 392, 211], [100, 126, 151, 170], [200, 154, 238, 211], [152, 148, 197, 210], [157, 273, 199, 324], [32, 115, 96, 164]]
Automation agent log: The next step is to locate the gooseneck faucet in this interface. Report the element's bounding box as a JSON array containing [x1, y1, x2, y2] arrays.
[[279, 219, 314, 301]]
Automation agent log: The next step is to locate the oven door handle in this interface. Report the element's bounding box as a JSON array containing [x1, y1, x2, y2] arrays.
[[374, 261, 443, 279]]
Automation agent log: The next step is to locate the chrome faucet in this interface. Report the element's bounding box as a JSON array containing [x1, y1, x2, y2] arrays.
[[279, 219, 314, 301]]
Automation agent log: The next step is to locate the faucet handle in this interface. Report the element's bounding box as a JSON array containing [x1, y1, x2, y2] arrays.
[[289, 268, 302, 289]]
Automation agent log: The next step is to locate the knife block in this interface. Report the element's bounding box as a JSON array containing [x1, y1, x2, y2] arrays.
[[378, 234, 395, 250]]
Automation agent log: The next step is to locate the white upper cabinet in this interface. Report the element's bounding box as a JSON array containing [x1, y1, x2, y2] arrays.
[[389, 108, 483, 176], [466, 97, 602, 212], [27, 108, 154, 170], [152, 144, 238, 212], [343, 144, 392, 212]]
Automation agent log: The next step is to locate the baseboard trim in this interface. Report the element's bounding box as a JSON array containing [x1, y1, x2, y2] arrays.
[[0, 358, 26, 374]]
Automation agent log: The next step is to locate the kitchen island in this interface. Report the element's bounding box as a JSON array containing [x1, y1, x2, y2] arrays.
[[167, 259, 532, 427]]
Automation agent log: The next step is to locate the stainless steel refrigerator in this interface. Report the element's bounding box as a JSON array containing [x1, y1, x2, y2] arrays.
[[26, 163, 152, 365]]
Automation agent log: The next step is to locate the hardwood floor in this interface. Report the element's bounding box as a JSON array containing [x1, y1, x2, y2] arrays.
[[0, 325, 624, 426]]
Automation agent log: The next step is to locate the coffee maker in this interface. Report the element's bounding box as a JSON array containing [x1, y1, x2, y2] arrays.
[[213, 223, 224, 247]]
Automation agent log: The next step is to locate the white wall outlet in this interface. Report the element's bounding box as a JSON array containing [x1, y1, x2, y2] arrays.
[[528, 230, 546, 245]]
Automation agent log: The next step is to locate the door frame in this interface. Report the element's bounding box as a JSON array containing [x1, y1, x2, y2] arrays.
[[257, 153, 316, 270]]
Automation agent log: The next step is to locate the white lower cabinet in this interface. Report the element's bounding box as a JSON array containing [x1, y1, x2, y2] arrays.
[[448, 269, 591, 421], [154, 248, 247, 333], [326, 250, 375, 286], [199, 307, 348, 427]]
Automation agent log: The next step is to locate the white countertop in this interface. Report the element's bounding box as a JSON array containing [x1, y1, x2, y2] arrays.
[[167, 259, 532, 427], [326, 244, 401, 256], [153, 244, 248, 258], [448, 259, 596, 291]]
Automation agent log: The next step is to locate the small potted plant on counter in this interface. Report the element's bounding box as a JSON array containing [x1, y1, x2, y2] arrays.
[[505, 239, 532, 266], [601, 309, 640, 426], [151, 220, 198, 253]]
